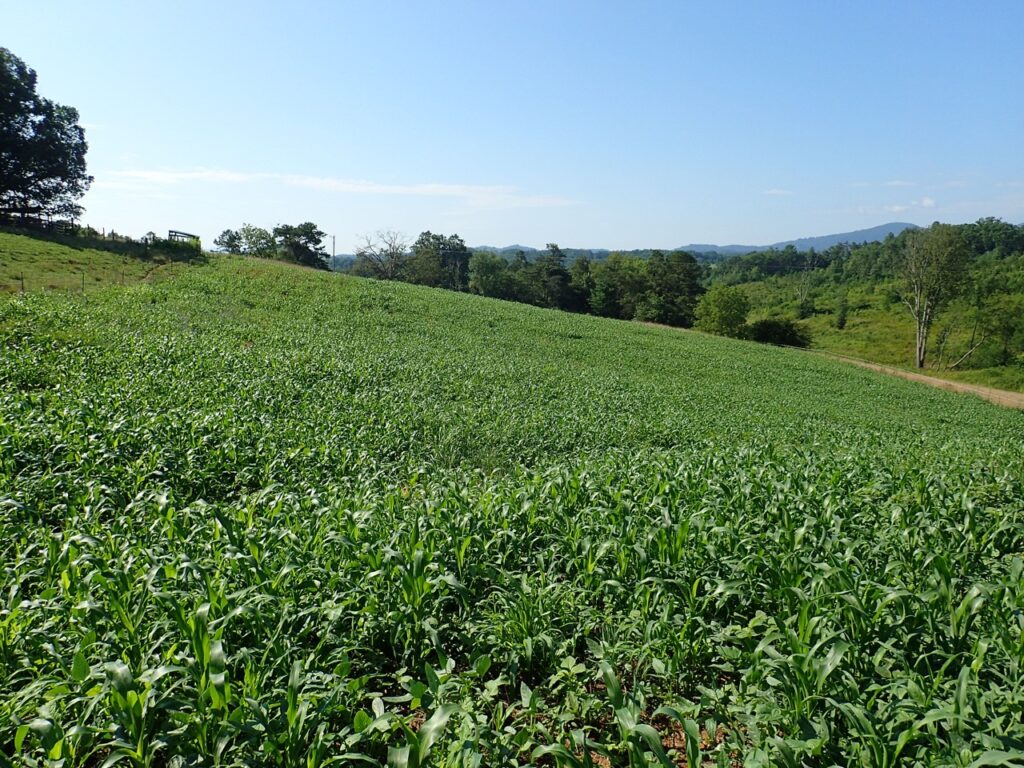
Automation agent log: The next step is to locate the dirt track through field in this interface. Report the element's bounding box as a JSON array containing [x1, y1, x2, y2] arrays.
[[813, 351, 1024, 410], [641, 322, 1024, 411]]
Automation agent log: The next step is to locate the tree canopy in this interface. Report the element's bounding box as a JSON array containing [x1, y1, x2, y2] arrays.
[[214, 222, 328, 269], [695, 284, 750, 338], [0, 48, 92, 220]]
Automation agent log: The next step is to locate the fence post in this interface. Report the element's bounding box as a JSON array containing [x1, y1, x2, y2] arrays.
[[20, 275, 25, 293]]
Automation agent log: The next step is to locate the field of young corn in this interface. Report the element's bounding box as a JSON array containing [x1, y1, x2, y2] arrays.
[[2, 256, 1023, 767]]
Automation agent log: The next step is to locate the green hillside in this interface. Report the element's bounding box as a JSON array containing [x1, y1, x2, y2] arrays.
[[0, 229, 193, 294], [2, 256, 1023, 766]]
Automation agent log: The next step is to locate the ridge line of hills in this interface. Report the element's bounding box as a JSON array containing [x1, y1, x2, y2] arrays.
[[474, 222, 918, 258]]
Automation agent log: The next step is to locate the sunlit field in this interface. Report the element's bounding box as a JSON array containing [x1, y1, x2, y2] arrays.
[[2, 257, 1022, 766]]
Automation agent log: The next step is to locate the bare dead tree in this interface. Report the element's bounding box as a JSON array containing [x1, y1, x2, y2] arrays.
[[354, 230, 410, 280]]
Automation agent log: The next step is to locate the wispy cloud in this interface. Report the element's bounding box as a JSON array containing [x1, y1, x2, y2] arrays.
[[103, 168, 576, 210], [884, 196, 936, 214], [762, 188, 793, 196], [883, 179, 916, 188]]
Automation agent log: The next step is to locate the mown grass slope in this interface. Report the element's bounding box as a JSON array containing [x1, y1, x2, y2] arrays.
[[2, 256, 1023, 766], [0, 230, 191, 294]]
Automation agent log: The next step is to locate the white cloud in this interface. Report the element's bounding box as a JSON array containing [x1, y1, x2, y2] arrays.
[[884, 197, 936, 214], [884, 180, 916, 187], [103, 168, 575, 210], [762, 188, 793, 196]]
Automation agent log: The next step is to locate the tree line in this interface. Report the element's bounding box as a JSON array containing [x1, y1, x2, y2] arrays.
[[350, 232, 709, 329], [214, 223, 331, 270], [346, 230, 814, 346]]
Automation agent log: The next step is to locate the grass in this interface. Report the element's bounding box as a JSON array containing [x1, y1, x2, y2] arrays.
[[744, 276, 1024, 392], [2, 255, 1023, 766], [0, 230, 192, 294]]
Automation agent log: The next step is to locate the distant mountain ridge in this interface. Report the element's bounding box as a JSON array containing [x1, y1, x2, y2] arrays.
[[682, 222, 918, 255], [474, 222, 918, 259]]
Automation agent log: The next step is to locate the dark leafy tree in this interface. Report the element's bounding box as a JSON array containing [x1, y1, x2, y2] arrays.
[[982, 293, 1024, 365], [214, 229, 243, 253], [643, 250, 704, 327], [406, 232, 471, 290], [962, 217, 1024, 257], [0, 47, 92, 219], [744, 318, 811, 347], [695, 284, 750, 338], [274, 222, 328, 269], [590, 254, 650, 319], [569, 254, 595, 299], [469, 251, 515, 299], [534, 243, 574, 309]]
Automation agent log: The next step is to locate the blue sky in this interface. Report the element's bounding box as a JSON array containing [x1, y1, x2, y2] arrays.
[[6, 1, 1024, 250]]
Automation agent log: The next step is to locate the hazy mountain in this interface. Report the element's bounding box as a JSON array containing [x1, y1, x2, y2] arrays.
[[474, 223, 918, 260], [686, 222, 919, 255]]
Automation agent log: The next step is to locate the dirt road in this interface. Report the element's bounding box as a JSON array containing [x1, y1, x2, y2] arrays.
[[815, 351, 1024, 410]]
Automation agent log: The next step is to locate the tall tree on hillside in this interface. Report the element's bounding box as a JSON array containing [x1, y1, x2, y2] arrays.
[[406, 232, 471, 289], [642, 250, 704, 327], [274, 222, 328, 269], [469, 251, 514, 298], [898, 223, 969, 369], [214, 229, 243, 253], [533, 243, 574, 309], [222, 224, 277, 258], [590, 254, 650, 319], [569, 254, 595, 299], [0, 47, 92, 219], [695, 284, 750, 338]]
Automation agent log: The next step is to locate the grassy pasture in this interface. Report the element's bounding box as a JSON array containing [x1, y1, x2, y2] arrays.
[[0, 231, 191, 294], [1, 256, 1023, 766], [743, 274, 1024, 393]]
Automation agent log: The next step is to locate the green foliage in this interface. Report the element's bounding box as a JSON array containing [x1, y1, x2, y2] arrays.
[[273, 222, 328, 270], [695, 284, 750, 337], [900, 222, 971, 368], [744, 317, 810, 347], [466, 248, 704, 328], [215, 223, 328, 269], [234, 223, 277, 258], [0, 48, 92, 219], [468, 250, 515, 299], [2, 256, 1023, 765], [708, 219, 1024, 388], [405, 232, 471, 290], [835, 291, 848, 330]]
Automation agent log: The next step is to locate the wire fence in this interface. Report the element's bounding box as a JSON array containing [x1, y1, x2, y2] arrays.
[[0, 271, 131, 295]]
